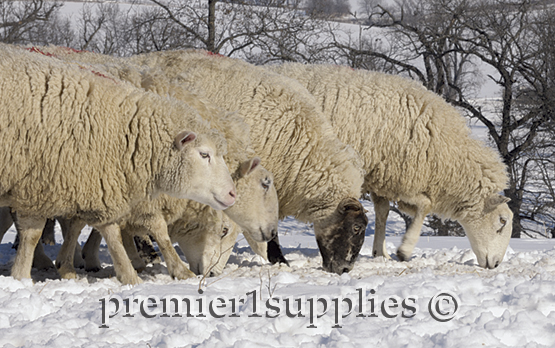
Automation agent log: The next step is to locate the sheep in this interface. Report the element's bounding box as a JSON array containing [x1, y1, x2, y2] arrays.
[[0, 44, 236, 284], [266, 63, 513, 269], [134, 210, 271, 277], [87, 201, 243, 277], [32, 46, 281, 279], [126, 50, 369, 274], [81, 158, 274, 277], [169, 212, 241, 277]]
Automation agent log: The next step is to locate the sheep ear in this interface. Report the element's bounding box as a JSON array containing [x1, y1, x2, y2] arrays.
[[174, 131, 196, 150], [239, 157, 261, 177], [483, 194, 510, 214], [338, 197, 363, 215]]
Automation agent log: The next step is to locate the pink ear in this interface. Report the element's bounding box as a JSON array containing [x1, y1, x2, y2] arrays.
[[240, 157, 261, 177], [174, 131, 196, 150]]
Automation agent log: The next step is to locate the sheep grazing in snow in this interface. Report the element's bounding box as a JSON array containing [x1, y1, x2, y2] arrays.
[[0, 44, 236, 284], [31, 46, 280, 278], [267, 63, 513, 269], [79, 155, 277, 277], [169, 212, 243, 277], [93, 202, 244, 277], [126, 50, 369, 274]]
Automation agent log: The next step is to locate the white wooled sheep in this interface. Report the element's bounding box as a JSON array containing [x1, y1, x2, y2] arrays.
[[34, 46, 279, 278], [267, 63, 513, 269], [126, 50, 369, 274], [0, 44, 235, 284]]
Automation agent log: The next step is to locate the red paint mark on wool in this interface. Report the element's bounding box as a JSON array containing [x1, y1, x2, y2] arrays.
[[26, 46, 118, 84], [26, 47, 55, 58], [205, 51, 226, 58]]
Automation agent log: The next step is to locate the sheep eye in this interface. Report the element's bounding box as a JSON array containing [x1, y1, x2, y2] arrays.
[[200, 152, 210, 160], [353, 225, 362, 234], [261, 178, 271, 190], [221, 227, 229, 238], [497, 217, 507, 234]]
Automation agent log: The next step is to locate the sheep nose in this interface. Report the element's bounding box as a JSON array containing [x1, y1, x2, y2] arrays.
[[341, 267, 350, 274], [494, 261, 500, 268], [229, 189, 236, 199]]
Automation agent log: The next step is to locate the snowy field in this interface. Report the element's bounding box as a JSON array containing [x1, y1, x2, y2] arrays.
[[1, 200, 554, 348], [2, 3, 554, 346]]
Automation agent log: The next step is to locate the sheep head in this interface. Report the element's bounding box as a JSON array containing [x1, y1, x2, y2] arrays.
[[224, 157, 279, 242], [314, 197, 368, 274], [460, 194, 513, 269], [170, 211, 239, 277], [158, 130, 237, 210]]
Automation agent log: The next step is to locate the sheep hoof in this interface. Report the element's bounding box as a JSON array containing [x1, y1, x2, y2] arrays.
[[11, 268, 31, 281], [83, 255, 102, 273], [131, 259, 147, 273], [372, 249, 392, 260], [396, 249, 411, 262], [267, 240, 289, 266], [170, 264, 196, 280], [85, 266, 102, 273], [33, 256, 55, 270], [73, 257, 85, 269], [42, 238, 55, 246], [117, 273, 142, 285], [58, 264, 77, 280]]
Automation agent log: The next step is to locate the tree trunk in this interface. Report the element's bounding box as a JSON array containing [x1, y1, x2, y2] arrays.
[[505, 187, 522, 238], [207, 0, 216, 53]]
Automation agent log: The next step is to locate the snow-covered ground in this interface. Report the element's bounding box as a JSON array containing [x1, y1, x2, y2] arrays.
[[2, 3, 554, 346], [1, 200, 554, 347]]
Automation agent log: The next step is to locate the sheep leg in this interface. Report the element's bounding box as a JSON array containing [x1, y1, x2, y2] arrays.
[[73, 242, 85, 269], [41, 219, 56, 245], [32, 240, 55, 270], [96, 223, 142, 285], [11, 211, 54, 269], [0, 206, 13, 244], [397, 196, 432, 261], [55, 217, 86, 279], [267, 235, 290, 266], [11, 215, 46, 280], [371, 193, 391, 259], [120, 227, 147, 272], [146, 215, 196, 280], [82, 228, 103, 272]]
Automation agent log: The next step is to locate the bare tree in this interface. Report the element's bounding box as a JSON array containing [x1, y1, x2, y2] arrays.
[[0, 0, 65, 44], [240, 5, 337, 64], [142, 0, 335, 62], [330, 0, 555, 238]]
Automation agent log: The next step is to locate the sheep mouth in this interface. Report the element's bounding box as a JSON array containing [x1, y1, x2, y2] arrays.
[[214, 197, 233, 209]]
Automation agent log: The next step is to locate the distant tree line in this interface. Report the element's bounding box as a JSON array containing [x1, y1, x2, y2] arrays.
[[1, 0, 553, 238]]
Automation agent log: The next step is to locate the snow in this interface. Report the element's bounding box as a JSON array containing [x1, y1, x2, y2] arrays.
[[1, 200, 554, 347]]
